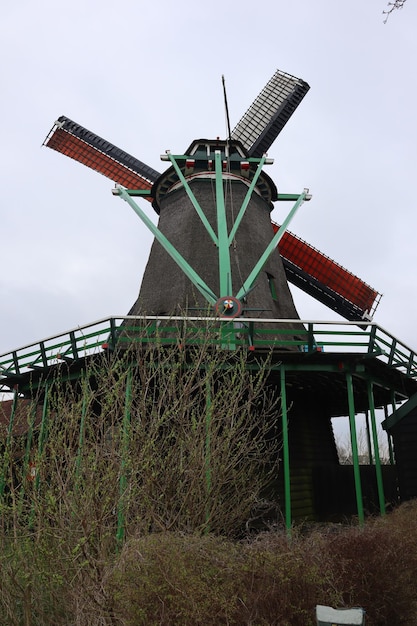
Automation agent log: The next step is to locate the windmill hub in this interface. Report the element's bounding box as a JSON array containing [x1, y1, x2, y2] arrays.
[[215, 296, 243, 319]]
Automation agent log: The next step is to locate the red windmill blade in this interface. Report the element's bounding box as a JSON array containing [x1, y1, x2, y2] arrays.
[[272, 223, 381, 321], [43, 116, 159, 193]]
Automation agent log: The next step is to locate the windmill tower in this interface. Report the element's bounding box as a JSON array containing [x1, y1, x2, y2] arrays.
[[4, 69, 417, 532]]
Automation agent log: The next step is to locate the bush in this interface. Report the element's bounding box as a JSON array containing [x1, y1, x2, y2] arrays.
[[0, 339, 281, 623], [107, 505, 417, 625], [2, 338, 417, 624], [2, 503, 417, 624]]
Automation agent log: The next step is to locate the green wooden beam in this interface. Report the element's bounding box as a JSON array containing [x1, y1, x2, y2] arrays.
[[117, 185, 217, 305], [280, 367, 292, 533], [165, 152, 219, 246], [228, 155, 267, 244], [117, 367, 132, 549], [0, 389, 18, 498], [346, 372, 364, 524], [277, 193, 306, 202], [75, 379, 89, 486], [235, 190, 310, 300], [214, 151, 232, 296], [112, 189, 152, 197], [34, 388, 50, 492], [367, 381, 386, 516], [205, 377, 212, 533], [382, 391, 417, 431]]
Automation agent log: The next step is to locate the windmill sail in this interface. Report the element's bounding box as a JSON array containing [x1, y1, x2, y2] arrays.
[[43, 116, 159, 190], [231, 69, 310, 157], [273, 223, 381, 321]]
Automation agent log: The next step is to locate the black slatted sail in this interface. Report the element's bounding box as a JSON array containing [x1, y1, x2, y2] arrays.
[[231, 70, 310, 157], [283, 259, 374, 322], [43, 116, 160, 189]]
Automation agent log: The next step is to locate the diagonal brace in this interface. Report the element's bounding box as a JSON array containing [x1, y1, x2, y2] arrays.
[[228, 155, 267, 244], [165, 152, 219, 246], [235, 189, 311, 300], [117, 185, 217, 304]]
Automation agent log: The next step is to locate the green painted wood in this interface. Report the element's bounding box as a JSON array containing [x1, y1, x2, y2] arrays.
[[235, 190, 308, 300], [280, 367, 291, 531], [117, 186, 217, 305], [367, 381, 386, 515], [116, 368, 132, 548], [346, 372, 364, 524], [0, 389, 18, 498]]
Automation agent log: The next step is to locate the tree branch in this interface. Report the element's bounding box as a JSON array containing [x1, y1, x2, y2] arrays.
[[383, 0, 407, 23]]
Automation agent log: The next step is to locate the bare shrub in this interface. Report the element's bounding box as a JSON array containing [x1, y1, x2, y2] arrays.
[[108, 506, 417, 626], [0, 336, 282, 623], [323, 508, 417, 624], [3, 332, 417, 625], [109, 533, 244, 625]]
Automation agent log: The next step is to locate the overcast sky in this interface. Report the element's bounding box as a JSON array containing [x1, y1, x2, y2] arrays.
[[1, 0, 416, 373]]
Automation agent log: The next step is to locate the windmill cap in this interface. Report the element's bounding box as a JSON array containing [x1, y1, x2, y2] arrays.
[[151, 138, 278, 213]]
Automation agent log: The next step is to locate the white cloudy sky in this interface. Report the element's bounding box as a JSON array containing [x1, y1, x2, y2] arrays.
[[1, 0, 416, 363]]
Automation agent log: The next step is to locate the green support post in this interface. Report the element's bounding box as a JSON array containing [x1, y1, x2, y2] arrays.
[[384, 404, 395, 465], [367, 382, 386, 516], [165, 152, 219, 245], [28, 387, 50, 528], [236, 190, 310, 301], [205, 378, 212, 533], [0, 389, 18, 499], [364, 411, 373, 465], [39, 341, 48, 368], [75, 380, 89, 487], [34, 389, 50, 491], [367, 324, 377, 354], [109, 317, 118, 349], [70, 331, 79, 360], [389, 393, 397, 464], [307, 323, 315, 352], [117, 186, 217, 305], [116, 368, 132, 548], [214, 151, 232, 297], [228, 156, 267, 243], [280, 367, 292, 533], [18, 400, 38, 513], [346, 372, 364, 524]]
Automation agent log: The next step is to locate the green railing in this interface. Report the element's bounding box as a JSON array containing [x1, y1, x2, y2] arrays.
[[1, 316, 417, 391]]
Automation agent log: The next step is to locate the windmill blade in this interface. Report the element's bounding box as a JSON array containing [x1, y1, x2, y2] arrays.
[[272, 223, 382, 322], [231, 69, 310, 157], [43, 116, 161, 191]]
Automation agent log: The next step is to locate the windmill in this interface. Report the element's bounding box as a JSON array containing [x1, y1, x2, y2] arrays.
[[30, 68, 402, 526], [2, 69, 417, 536], [43, 69, 381, 330]]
